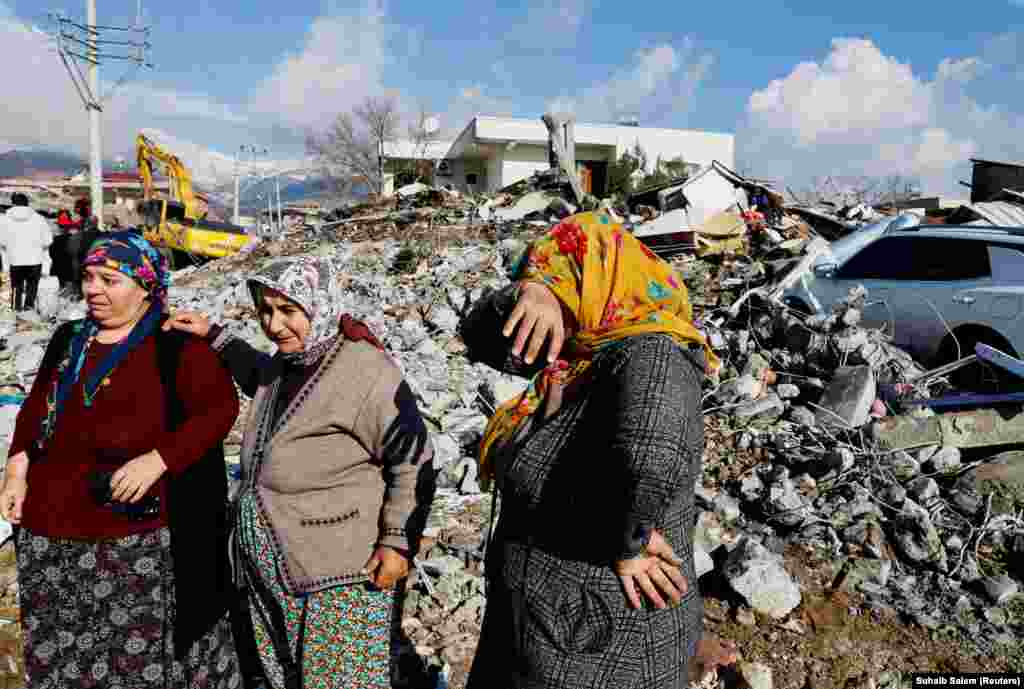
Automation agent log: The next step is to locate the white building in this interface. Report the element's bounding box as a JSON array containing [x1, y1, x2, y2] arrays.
[[383, 115, 734, 196]]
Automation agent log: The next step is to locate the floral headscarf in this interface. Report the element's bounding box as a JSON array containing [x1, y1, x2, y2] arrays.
[[36, 230, 170, 452], [82, 230, 171, 306], [247, 257, 344, 366], [477, 211, 720, 488]]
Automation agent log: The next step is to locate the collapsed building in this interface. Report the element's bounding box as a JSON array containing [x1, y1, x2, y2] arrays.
[[0, 118, 1020, 689]]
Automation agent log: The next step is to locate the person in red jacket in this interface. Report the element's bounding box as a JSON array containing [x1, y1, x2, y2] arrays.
[[56, 208, 75, 232], [0, 231, 243, 688]]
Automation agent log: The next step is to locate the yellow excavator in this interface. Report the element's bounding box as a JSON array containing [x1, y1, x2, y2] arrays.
[[136, 133, 252, 266]]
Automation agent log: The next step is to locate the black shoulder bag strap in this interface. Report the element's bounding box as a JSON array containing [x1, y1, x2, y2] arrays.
[[154, 329, 233, 663]]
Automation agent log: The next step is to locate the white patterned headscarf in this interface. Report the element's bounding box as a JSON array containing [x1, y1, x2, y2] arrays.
[[247, 257, 344, 366]]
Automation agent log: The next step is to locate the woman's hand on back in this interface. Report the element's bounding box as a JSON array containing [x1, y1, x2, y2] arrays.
[[613, 529, 689, 610], [0, 452, 29, 524], [162, 311, 212, 338]]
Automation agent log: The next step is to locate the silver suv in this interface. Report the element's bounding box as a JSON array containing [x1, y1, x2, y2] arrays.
[[784, 223, 1024, 368]]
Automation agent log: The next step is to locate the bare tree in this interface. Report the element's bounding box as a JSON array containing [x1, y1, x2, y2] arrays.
[[848, 177, 881, 205], [306, 96, 399, 195], [395, 104, 439, 185], [796, 174, 920, 208], [882, 174, 922, 206]]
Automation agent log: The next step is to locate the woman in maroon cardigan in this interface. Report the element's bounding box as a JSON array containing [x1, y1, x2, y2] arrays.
[[0, 231, 243, 688]]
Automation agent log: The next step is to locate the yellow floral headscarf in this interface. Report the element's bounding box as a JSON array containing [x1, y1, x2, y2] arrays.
[[478, 211, 720, 489]]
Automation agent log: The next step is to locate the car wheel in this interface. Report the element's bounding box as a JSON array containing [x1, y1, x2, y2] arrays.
[[937, 328, 1021, 393]]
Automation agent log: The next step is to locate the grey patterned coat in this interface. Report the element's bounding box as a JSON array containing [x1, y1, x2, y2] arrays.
[[466, 334, 705, 689]]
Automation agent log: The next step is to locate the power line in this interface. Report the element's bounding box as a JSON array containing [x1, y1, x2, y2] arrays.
[[45, 1, 153, 227]]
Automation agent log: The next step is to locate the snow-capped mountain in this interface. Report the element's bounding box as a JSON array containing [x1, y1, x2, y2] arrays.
[[139, 129, 314, 190]]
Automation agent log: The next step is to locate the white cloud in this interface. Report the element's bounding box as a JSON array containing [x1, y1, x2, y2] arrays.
[[249, 0, 410, 130], [546, 39, 714, 125], [748, 39, 931, 147], [496, 0, 590, 57], [740, 38, 1024, 194]]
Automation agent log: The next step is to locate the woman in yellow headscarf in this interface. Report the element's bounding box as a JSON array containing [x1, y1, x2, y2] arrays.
[[460, 210, 721, 689]]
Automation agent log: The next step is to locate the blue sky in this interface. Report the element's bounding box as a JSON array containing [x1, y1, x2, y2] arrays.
[[3, 0, 1024, 193]]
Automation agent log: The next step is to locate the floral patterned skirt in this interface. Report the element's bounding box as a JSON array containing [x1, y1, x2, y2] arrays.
[[16, 526, 242, 689], [236, 491, 396, 689]]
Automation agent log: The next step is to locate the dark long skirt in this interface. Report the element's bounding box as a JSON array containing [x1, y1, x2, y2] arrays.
[[16, 527, 242, 689]]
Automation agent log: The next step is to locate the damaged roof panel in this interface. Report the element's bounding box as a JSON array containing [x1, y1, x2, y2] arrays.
[[953, 200, 1024, 227]]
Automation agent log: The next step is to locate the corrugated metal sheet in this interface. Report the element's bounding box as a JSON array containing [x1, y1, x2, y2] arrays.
[[963, 201, 1024, 227]]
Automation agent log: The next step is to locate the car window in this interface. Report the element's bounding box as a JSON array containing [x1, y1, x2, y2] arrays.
[[990, 245, 1024, 283], [827, 217, 894, 266], [836, 236, 991, 281]]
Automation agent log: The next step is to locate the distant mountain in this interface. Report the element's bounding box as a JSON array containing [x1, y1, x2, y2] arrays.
[[140, 129, 311, 189], [234, 176, 370, 214], [0, 149, 85, 178]]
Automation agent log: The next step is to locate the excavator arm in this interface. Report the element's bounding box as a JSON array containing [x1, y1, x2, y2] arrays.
[[134, 131, 251, 266], [136, 134, 198, 220]]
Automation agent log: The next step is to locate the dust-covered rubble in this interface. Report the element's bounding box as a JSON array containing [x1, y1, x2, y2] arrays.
[[0, 194, 1018, 687]]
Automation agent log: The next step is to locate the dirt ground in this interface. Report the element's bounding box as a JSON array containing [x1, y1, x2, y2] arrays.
[[698, 542, 1023, 689]]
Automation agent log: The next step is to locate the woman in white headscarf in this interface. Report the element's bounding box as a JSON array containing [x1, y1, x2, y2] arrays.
[[165, 257, 435, 689]]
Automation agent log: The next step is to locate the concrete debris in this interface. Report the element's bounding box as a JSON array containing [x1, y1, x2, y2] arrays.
[[815, 366, 876, 429], [981, 575, 1019, 606], [0, 175, 1018, 687], [723, 537, 802, 619], [737, 661, 774, 689]]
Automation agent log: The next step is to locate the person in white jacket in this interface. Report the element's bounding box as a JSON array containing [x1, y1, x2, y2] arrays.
[[0, 193, 53, 312]]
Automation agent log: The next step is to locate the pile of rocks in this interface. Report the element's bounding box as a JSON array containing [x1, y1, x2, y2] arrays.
[[0, 213, 1020, 688], [691, 283, 1024, 670]]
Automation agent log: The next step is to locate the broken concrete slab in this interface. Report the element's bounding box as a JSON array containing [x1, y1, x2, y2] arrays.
[[815, 365, 876, 429], [874, 409, 1024, 451], [734, 393, 785, 421], [493, 191, 558, 222]]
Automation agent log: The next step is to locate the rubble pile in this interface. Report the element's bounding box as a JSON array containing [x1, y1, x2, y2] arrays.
[[692, 282, 1024, 669], [0, 177, 1018, 687]]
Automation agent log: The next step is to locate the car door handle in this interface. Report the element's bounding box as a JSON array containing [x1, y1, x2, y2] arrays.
[[953, 295, 976, 305]]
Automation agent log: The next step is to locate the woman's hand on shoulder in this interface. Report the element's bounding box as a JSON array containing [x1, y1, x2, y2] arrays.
[[162, 311, 212, 338], [0, 452, 29, 524], [613, 529, 689, 610], [363, 545, 410, 590]]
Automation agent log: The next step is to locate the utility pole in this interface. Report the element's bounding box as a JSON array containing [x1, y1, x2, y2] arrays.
[[233, 149, 240, 225], [52, 1, 151, 230], [86, 0, 102, 226], [275, 173, 282, 235]]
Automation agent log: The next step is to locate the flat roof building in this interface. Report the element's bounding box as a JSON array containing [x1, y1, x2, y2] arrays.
[[383, 115, 734, 197]]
